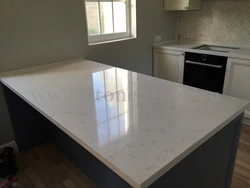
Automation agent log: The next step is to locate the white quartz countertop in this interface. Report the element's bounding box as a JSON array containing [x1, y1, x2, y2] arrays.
[[154, 40, 250, 60], [0, 59, 249, 188]]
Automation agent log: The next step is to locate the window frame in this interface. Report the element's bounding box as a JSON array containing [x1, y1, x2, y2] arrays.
[[84, 0, 135, 44]]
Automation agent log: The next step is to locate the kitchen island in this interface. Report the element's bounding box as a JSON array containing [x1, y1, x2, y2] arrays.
[[0, 59, 249, 188]]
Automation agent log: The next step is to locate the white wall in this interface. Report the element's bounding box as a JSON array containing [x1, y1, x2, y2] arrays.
[[177, 0, 250, 46], [0, 0, 177, 145]]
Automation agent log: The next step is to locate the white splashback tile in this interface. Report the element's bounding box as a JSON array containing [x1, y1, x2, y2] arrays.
[[177, 0, 250, 46]]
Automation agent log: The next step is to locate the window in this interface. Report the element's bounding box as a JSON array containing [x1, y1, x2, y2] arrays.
[[85, 0, 136, 44]]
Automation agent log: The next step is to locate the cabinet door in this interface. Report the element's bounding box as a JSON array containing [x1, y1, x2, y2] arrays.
[[164, 0, 201, 11], [224, 58, 250, 118], [153, 49, 184, 83], [164, 0, 189, 10]]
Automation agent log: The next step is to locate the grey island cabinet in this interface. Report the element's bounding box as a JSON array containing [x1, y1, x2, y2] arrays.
[[0, 59, 249, 188]]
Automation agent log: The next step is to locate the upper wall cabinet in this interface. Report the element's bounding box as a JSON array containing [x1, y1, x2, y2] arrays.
[[164, 0, 201, 11]]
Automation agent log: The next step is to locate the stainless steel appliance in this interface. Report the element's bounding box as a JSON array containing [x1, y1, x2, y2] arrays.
[[183, 52, 228, 94]]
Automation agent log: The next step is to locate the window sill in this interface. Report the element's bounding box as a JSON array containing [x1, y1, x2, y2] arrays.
[[89, 36, 136, 46]]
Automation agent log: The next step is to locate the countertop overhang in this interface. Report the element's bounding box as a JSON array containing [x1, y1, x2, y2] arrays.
[[0, 59, 249, 188]]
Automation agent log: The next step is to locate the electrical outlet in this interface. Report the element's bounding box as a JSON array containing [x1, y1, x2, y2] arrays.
[[155, 35, 162, 42], [185, 33, 191, 38]]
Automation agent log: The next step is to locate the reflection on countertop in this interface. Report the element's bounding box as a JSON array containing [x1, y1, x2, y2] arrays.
[[92, 67, 137, 146]]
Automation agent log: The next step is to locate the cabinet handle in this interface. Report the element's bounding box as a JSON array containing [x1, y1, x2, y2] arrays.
[[185, 60, 223, 69]]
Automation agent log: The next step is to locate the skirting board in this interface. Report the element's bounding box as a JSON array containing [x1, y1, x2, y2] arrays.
[[0, 141, 18, 153], [243, 118, 250, 126]]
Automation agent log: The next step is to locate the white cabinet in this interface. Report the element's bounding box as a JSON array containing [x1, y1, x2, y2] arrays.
[[224, 58, 250, 118], [164, 0, 201, 11], [153, 49, 184, 83]]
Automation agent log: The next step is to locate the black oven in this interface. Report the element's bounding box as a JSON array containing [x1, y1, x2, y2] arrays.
[[183, 52, 228, 94]]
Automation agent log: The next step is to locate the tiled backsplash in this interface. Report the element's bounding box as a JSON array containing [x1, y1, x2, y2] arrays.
[[177, 0, 250, 46]]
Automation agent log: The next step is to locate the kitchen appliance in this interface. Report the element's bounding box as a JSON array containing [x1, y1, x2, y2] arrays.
[[183, 52, 228, 94]]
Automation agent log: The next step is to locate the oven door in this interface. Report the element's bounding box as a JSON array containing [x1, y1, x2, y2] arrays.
[[183, 55, 227, 94]]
